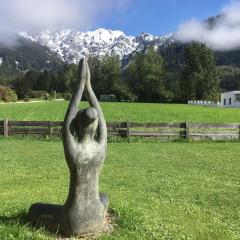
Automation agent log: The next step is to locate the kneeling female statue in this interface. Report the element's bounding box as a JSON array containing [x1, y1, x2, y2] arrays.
[[28, 58, 108, 237]]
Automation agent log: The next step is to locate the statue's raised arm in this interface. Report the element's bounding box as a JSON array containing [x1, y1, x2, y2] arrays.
[[63, 58, 87, 151], [84, 62, 107, 145]]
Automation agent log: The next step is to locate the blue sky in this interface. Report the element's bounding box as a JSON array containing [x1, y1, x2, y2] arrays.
[[95, 0, 230, 36], [0, 0, 237, 44]]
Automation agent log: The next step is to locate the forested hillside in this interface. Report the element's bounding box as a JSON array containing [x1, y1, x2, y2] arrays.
[[0, 33, 240, 103], [0, 37, 63, 85]]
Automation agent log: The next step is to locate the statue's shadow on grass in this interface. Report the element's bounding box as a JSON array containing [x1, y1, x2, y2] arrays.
[[0, 211, 61, 236], [0, 211, 28, 225]]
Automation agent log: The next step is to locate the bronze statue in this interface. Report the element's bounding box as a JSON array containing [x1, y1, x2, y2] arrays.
[[28, 58, 108, 237]]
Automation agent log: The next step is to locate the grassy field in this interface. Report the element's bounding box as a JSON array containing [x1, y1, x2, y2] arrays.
[[1, 101, 240, 123], [0, 138, 239, 239]]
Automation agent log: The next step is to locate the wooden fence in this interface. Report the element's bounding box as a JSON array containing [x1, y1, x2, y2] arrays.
[[1, 119, 240, 141]]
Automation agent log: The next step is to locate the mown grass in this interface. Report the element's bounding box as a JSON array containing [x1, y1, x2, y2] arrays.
[[0, 138, 239, 239], [1, 101, 240, 123]]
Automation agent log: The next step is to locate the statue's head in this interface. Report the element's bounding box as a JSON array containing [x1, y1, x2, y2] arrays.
[[71, 107, 99, 141]]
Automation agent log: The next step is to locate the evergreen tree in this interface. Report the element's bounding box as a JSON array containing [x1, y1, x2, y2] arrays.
[[125, 47, 170, 102], [36, 70, 50, 91], [180, 42, 220, 102], [142, 47, 166, 102], [24, 70, 39, 90], [88, 56, 102, 98], [13, 76, 32, 99], [99, 55, 121, 94]]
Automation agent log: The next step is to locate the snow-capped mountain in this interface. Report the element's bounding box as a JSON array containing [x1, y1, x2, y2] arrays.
[[19, 28, 174, 64]]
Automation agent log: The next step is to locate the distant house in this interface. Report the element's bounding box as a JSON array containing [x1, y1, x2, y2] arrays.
[[100, 94, 117, 102], [221, 91, 240, 108]]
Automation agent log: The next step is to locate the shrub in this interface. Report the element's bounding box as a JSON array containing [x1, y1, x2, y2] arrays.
[[63, 92, 72, 100], [30, 91, 49, 100], [0, 86, 18, 102], [56, 92, 64, 99]]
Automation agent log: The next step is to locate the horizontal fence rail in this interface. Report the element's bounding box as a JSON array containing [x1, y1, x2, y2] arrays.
[[0, 119, 240, 141]]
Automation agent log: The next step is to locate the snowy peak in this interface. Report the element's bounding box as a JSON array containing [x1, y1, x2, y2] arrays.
[[19, 28, 173, 64], [84, 28, 126, 43]]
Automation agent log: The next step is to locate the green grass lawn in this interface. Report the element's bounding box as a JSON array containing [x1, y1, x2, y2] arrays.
[[0, 138, 239, 239], [1, 101, 240, 123]]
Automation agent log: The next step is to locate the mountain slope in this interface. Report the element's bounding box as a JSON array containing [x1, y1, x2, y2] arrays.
[[0, 37, 64, 74], [1, 18, 240, 80]]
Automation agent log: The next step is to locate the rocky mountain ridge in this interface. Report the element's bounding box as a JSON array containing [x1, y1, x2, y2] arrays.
[[19, 28, 174, 63]]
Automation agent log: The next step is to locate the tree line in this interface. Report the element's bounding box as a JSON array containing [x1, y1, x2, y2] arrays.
[[12, 42, 222, 103]]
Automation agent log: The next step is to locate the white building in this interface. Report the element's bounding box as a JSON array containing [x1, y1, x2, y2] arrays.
[[221, 91, 240, 108]]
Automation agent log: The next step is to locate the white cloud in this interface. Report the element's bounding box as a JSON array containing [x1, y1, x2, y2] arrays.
[[0, 0, 132, 44], [175, 1, 240, 51]]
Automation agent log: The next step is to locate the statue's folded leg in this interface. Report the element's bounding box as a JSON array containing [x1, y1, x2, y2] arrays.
[[28, 193, 108, 235]]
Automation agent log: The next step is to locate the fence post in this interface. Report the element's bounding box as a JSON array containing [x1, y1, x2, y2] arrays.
[[4, 119, 9, 137], [49, 121, 53, 136], [126, 120, 130, 138], [239, 124, 240, 141], [185, 121, 190, 142]]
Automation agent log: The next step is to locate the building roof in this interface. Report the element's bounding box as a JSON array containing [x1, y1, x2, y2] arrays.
[[222, 91, 240, 95]]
